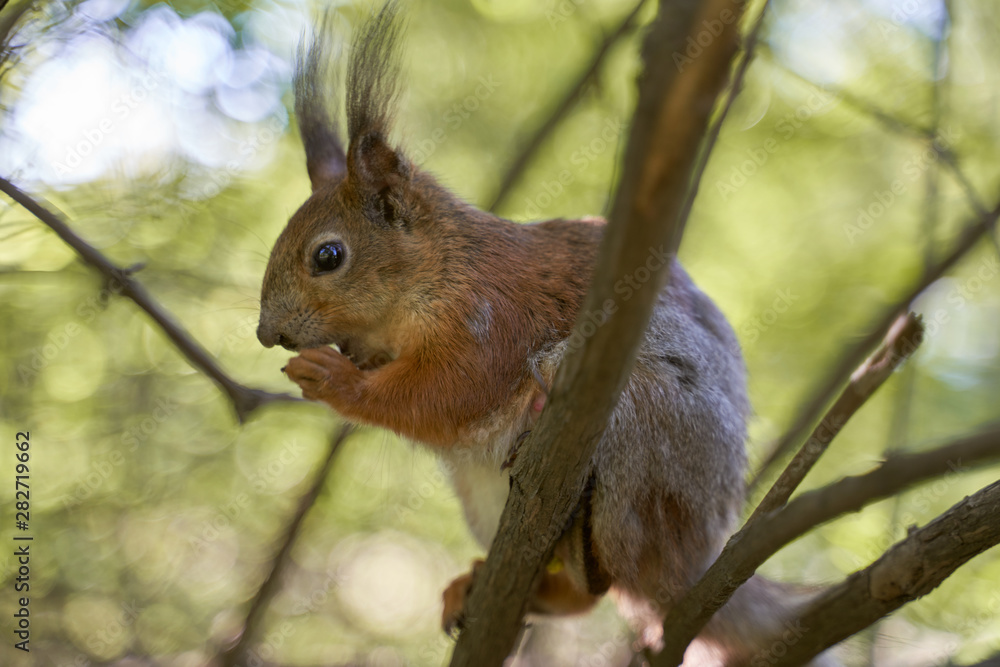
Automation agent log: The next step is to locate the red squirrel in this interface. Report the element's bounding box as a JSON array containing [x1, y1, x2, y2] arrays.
[[257, 4, 834, 665]]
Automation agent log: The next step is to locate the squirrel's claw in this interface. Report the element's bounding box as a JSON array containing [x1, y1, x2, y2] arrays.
[[441, 559, 485, 639], [442, 610, 464, 639], [441, 574, 471, 637]]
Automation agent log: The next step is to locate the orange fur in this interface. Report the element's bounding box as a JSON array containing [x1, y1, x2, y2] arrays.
[[265, 182, 601, 449]]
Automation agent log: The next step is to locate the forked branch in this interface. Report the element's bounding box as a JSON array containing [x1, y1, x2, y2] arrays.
[[0, 177, 299, 423], [766, 478, 1000, 666], [750, 197, 1000, 491], [748, 312, 925, 521], [655, 422, 1000, 665]]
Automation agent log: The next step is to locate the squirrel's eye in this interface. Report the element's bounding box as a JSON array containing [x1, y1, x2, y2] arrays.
[[313, 242, 344, 273]]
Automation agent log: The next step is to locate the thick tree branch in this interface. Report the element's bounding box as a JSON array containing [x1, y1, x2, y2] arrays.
[[448, 0, 748, 665], [655, 422, 1000, 665], [0, 176, 299, 423], [747, 312, 924, 521], [221, 423, 353, 667], [765, 478, 1000, 667], [488, 0, 647, 213]]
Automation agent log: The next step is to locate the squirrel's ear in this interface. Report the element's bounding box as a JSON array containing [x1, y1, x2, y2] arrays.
[[349, 131, 409, 191], [348, 131, 411, 224]]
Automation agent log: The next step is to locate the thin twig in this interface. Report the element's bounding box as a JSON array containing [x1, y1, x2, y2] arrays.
[[220, 423, 353, 667], [655, 422, 1000, 665], [922, 0, 949, 272], [747, 312, 924, 522], [448, 1, 749, 664], [765, 478, 1000, 667], [0, 176, 299, 423], [487, 0, 647, 213]]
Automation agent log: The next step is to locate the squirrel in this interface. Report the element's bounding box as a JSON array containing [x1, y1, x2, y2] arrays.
[[257, 4, 835, 665]]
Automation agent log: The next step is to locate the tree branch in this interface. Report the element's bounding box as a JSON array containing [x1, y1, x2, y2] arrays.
[[0, 176, 299, 423], [487, 0, 647, 213], [220, 423, 353, 667], [448, 0, 748, 665], [655, 422, 1000, 665], [747, 312, 924, 521], [765, 478, 1000, 667]]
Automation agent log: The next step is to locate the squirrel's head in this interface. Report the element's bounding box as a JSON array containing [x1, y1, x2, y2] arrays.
[[258, 2, 427, 367]]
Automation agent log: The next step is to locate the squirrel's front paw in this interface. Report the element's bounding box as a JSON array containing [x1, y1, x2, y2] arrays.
[[441, 559, 485, 638], [284, 346, 360, 402]]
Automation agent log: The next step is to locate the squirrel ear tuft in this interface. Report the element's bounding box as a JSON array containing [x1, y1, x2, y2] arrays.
[[294, 19, 347, 191]]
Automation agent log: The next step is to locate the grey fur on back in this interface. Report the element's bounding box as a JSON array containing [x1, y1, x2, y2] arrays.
[[593, 260, 748, 599], [592, 264, 837, 665]]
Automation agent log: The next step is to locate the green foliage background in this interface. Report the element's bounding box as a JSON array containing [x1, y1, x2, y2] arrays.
[[1, 0, 998, 665]]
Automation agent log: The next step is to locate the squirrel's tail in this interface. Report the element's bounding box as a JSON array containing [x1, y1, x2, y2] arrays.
[[614, 575, 841, 667], [699, 574, 840, 667]]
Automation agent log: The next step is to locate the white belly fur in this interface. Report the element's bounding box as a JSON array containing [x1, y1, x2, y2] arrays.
[[437, 342, 564, 549], [441, 452, 511, 548]]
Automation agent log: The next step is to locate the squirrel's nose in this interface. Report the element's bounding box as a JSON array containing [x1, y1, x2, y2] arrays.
[[257, 322, 298, 350], [257, 321, 286, 349], [256, 322, 277, 348]]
